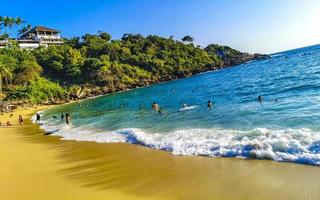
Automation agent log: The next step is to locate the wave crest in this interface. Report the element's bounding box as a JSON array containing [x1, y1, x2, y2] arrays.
[[38, 121, 320, 166]]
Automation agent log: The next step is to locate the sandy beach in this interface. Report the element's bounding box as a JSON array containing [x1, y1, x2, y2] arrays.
[[1, 107, 320, 200]]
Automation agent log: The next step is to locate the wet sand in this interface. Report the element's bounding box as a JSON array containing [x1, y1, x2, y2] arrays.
[[1, 107, 320, 200]]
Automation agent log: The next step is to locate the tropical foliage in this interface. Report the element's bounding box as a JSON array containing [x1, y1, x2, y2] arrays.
[[0, 16, 266, 104]]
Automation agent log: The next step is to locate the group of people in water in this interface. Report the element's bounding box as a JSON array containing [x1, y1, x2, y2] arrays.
[[49, 112, 71, 125], [39, 94, 265, 128], [150, 95, 267, 115], [151, 99, 213, 114]]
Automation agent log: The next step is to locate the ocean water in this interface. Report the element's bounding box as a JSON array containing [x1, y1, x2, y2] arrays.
[[39, 45, 320, 166]]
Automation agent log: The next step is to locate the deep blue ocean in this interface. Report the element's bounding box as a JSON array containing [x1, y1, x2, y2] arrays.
[[39, 44, 320, 166]]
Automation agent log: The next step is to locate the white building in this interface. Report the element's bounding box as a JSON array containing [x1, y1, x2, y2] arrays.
[[0, 39, 8, 48], [0, 26, 64, 49], [18, 26, 63, 49]]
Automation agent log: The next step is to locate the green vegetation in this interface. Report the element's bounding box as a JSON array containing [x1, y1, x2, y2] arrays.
[[0, 16, 25, 39], [0, 16, 268, 105]]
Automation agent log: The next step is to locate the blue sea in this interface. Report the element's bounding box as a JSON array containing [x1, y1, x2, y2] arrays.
[[39, 45, 320, 166]]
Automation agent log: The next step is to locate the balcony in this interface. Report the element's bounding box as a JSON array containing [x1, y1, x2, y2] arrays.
[[39, 38, 64, 44]]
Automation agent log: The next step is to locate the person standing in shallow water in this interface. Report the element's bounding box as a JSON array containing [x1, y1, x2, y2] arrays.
[[65, 113, 71, 125], [61, 113, 64, 120], [36, 113, 41, 123]]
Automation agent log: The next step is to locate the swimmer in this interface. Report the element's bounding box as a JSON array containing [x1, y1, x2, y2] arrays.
[[258, 96, 263, 102], [183, 104, 187, 108], [152, 102, 160, 111], [207, 100, 213, 108]]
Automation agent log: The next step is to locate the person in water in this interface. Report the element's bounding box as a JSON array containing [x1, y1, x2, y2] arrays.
[[208, 100, 213, 108], [258, 96, 263, 102], [36, 113, 41, 123], [18, 115, 24, 126], [152, 102, 160, 111], [65, 113, 71, 125], [183, 103, 188, 108], [61, 113, 64, 120]]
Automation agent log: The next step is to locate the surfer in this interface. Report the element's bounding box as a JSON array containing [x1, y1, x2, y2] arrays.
[[207, 100, 213, 108], [65, 113, 71, 125], [36, 113, 41, 123], [18, 115, 24, 126], [183, 104, 188, 109], [258, 96, 263, 102]]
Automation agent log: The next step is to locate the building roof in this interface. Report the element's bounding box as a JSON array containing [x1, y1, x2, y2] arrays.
[[20, 26, 60, 38]]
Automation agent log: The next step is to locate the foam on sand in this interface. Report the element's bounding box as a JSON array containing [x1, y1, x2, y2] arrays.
[[38, 119, 320, 166]]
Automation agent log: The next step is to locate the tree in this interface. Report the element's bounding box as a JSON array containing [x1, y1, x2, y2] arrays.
[[181, 35, 194, 44], [3, 17, 14, 35], [14, 17, 24, 26], [0, 54, 16, 85], [14, 59, 43, 84], [0, 16, 25, 38], [98, 31, 111, 41], [0, 54, 16, 103], [18, 24, 32, 35], [0, 16, 3, 32], [65, 37, 80, 48]]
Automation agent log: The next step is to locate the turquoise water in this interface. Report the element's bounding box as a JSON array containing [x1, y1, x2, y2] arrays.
[[40, 45, 320, 166]]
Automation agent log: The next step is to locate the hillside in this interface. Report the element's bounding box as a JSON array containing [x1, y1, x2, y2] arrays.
[[0, 33, 269, 105]]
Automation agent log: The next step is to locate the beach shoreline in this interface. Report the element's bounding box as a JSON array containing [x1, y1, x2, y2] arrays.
[[1, 107, 320, 199]]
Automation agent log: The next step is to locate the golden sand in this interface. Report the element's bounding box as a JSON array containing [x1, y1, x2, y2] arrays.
[[1, 107, 320, 200]]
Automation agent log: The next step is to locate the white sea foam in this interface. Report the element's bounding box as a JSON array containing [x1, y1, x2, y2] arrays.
[[36, 118, 320, 166], [179, 105, 198, 111]]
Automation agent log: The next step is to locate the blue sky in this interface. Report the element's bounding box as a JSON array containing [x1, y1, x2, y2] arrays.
[[1, 0, 319, 53]]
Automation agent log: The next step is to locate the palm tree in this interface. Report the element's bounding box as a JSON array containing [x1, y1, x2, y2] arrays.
[[0, 16, 5, 38], [2, 16, 24, 38], [18, 24, 31, 35], [14, 17, 24, 26], [0, 55, 14, 104], [0, 16, 3, 31], [6, 17, 14, 37], [0, 64, 13, 104]]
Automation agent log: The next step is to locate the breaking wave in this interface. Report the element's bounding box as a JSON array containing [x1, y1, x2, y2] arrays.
[[38, 120, 320, 166]]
